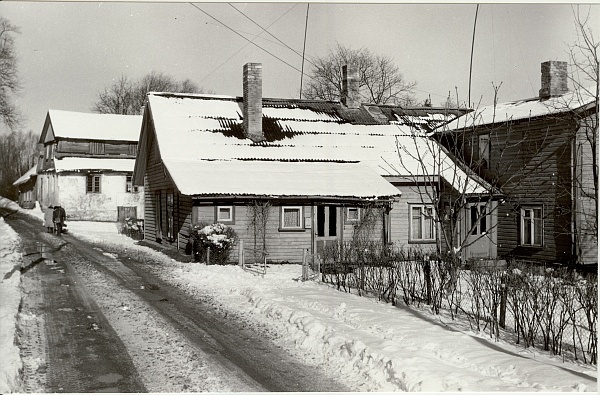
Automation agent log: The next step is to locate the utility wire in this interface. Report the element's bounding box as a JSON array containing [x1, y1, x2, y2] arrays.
[[468, 3, 479, 107], [198, 4, 298, 84], [229, 3, 316, 69], [189, 2, 304, 75], [299, 3, 310, 99]]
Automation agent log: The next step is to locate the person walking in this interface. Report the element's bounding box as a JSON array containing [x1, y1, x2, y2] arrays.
[[44, 205, 54, 233], [53, 204, 67, 235]]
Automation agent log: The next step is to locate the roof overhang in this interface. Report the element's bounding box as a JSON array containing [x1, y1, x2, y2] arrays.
[[163, 159, 402, 200]]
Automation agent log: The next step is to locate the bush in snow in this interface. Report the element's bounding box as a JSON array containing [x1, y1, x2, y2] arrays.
[[190, 223, 236, 265]]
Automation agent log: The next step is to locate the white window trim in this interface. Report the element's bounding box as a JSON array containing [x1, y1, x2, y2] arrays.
[[345, 207, 361, 223], [520, 206, 543, 247], [478, 134, 490, 165], [216, 205, 235, 224], [409, 204, 436, 243], [280, 206, 303, 230]]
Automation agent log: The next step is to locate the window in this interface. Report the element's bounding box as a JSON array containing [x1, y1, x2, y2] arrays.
[[469, 204, 487, 235], [317, 206, 337, 237], [409, 204, 435, 242], [155, 191, 163, 241], [86, 174, 101, 193], [478, 134, 490, 167], [280, 206, 303, 230], [45, 143, 54, 161], [126, 175, 138, 193], [166, 192, 174, 240], [345, 207, 360, 223], [215, 206, 235, 224], [521, 206, 543, 246]]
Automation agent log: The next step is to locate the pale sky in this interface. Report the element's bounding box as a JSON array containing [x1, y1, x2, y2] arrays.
[[1, 1, 598, 135]]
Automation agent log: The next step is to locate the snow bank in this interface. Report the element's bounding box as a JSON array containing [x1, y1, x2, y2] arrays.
[[67, 221, 598, 392], [0, 216, 24, 393]]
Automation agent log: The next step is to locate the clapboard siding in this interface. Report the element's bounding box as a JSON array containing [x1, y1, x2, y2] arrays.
[[195, 204, 312, 263], [453, 116, 576, 263]]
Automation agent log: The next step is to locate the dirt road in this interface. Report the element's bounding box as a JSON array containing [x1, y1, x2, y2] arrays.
[[3, 209, 349, 392]]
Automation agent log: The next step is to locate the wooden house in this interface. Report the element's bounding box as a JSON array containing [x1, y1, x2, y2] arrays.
[[133, 63, 493, 263], [12, 165, 37, 209], [37, 110, 144, 221], [438, 61, 598, 265]]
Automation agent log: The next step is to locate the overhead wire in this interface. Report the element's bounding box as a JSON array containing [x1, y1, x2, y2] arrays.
[[190, 2, 458, 106], [197, 3, 298, 84], [189, 2, 304, 75]]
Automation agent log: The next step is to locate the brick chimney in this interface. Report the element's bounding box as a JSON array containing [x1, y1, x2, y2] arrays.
[[243, 63, 264, 142], [342, 64, 360, 109], [539, 61, 568, 100]]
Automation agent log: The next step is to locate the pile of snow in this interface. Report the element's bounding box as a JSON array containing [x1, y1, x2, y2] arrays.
[[69, 221, 598, 392], [0, 214, 24, 392]]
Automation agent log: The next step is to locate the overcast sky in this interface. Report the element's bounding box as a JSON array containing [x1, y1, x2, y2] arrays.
[[1, 1, 598, 135]]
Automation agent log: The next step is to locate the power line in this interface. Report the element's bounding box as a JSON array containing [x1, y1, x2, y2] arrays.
[[299, 4, 310, 99], [229, 3, 316, 68], [468, 3, 480, 107], [189, 2, 304, 75], [198, 4, 298, 84]]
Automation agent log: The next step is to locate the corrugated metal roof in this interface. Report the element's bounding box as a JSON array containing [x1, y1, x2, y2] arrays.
[[146, 93, 489, 195], [442, 87, 596, 131], [163, 159, 401, 198]]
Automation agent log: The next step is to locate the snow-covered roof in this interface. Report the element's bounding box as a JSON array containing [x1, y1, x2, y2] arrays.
[[12, 166, 37, 186], [54, 157, 135, 172], [442, 87, 597, 131], [164, 159, 401, 198], [45, 109, 142, 142], [142, 93, 489, 196]]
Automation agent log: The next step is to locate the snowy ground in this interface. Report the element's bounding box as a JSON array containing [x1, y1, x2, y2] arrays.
[[0, 199, 24, 393], [2, 200, 598, 392]]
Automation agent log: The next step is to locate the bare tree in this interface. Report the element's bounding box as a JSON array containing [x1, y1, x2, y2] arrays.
[[566, 5, 598, 263], [302, 43, 417, 105], [0, 17, 21, 130], [92, 72, 205, 115], [0, 129, 40, 200]]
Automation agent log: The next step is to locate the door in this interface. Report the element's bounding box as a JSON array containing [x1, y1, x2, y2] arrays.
[[314, 205, 339, 256], [464, 201, 497, 260]]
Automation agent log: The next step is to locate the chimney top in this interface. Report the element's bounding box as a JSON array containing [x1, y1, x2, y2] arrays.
[[539, 61, 568, 100], [342, 64, 360, 109], [243, 63, 264, 143]]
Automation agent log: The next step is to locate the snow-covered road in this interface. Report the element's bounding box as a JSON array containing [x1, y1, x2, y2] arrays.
[[67, 218, 597, 392]]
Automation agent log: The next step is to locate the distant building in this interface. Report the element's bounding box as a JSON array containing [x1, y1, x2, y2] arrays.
[[12, 165, 37, 209], [37, 110, 144, 221], [438, 61, 598, 266], [133, 63, 493, 263]]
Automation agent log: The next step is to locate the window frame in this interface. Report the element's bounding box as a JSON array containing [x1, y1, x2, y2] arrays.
[[469, 203, 488, 236], [215, 205, 235, 224], [344, 207, 361, 224], [409, 204, 436, 243], [86, 174, 101, 194], [125, 174, 138, 193], [279, 206, 304, 231], [478, 133, 490, 167], [520, 205, 544, 247], [166, 192, 175, 241]]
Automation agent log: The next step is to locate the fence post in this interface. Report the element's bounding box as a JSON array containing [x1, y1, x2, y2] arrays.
[[238, 240, 244, 267], [302, 248, 307, 281], [499, 272, 507, 329], [206, 246, 210, 265]]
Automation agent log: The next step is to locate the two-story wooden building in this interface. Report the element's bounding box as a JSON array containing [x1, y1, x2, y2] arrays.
[[37, 110, 144, 221], [438, 61, 598, 265], [133, 63, 493, 263]]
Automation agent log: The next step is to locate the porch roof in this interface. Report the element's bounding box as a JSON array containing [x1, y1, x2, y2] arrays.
[[12, 165, 37, 186], [163, 159, 401, 199], [54, 157, 135, 172]]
